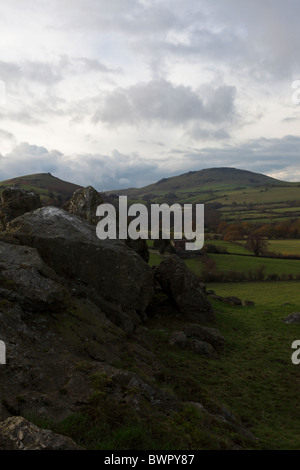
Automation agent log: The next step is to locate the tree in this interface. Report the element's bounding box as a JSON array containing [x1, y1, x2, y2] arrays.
[[246, 232, 268, 257]]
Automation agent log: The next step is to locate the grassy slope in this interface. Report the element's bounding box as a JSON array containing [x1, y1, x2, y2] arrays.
[[148, 251, 300, 449]]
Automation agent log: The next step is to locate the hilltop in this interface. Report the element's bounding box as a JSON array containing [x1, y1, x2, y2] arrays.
[[0, 173, 83, 203]]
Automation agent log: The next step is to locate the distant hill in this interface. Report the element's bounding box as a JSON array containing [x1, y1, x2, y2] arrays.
[[0, 173, 83, 203], [106, 167, 289, 198], [105, 167, 300, 226]]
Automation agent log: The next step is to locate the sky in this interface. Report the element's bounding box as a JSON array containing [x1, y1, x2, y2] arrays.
[[1, 0, 300, 190]]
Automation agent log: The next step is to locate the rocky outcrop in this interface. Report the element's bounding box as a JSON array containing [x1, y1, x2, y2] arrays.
[[154, 255, 215, 323], [0, 187, 41, 229], [0, 189, 239, 450], [0, 417, 80, 450], [64, 185, 149, 263], [5, 206, 154, 332], [0, 241, 66, 312]]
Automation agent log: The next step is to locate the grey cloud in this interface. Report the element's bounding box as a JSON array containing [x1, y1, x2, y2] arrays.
[[0, 128, 15, 141], [0, 143, 63, 180], [93, 79, 237, 131], [0, 60, 62, 86], [185, 135, 300, 174], [2, 135, 300, 192]]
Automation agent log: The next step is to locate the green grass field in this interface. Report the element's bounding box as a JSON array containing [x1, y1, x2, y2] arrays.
[[208, 253, 300, 277], [149, 250, 300, 278], [208, 280, 300, 307], [267, 239, 300, 256], [204, 240, 252, 255], [143, 282, 300, 450]]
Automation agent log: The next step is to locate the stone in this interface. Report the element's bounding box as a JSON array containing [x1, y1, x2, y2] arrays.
[[154, 255, 214, 323], [64, 185, 104, 225], [0, 241, 65, 312], [6, 206, 155, 331], [183, 324, 225, 352], [283, 312, 300, 324], [190, 339, 217, 358], [0, 187, 41, 228], [169, 331, 187, 348], [65, 186, 149, 263], [0, 416, 80, 450], [222, 296, 243, 306]]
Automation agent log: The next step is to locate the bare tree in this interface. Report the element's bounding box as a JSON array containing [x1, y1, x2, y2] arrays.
[[246, 232, 268, 257]]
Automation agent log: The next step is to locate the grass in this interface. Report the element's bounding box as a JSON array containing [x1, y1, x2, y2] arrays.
[[207, 280, 300, 306], [204, 240, 252, 255], [209, 253, 300, 277], [267, 239, 300, 256], [144, 288, 300, 450], [149, 249, 300, 279]]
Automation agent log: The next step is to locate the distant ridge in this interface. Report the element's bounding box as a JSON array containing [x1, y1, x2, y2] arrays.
[[105, 167, 292, 198]]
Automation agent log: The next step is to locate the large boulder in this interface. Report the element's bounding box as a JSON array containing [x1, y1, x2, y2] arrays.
[[0, 187, 41, 228], [154, 255, 215, 323], [5, 207, 155, 331]]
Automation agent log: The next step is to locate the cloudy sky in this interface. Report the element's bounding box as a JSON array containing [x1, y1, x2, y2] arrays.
[[0, 0, 300, 190]]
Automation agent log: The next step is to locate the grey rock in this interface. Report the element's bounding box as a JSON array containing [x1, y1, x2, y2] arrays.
[[154, 255, 214, 323], [283, 312, 300, 324], [169, 331, 187, 348], [0, 187, 41, 228], [190, 339, 217, 358], [64, 185, 104, 225], [65, 186, 149, 263], [183, 324, 225, 352], [6, 207, 155, 331], [0, 241, 65, 312], [222, 296, 243, 306], [0, 416, 80, 450]]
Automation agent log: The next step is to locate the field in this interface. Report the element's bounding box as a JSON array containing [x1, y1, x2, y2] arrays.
[[222, 239, 300, 257], [149, 250, 300, 279], [147, 247, 300, 449], [143, 281, 300, 450]]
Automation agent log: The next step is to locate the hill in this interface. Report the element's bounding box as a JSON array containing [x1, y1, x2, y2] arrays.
[[0, 173, 83, 203], [106, 167, 300, 225], [107, 167, 286, 197]]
